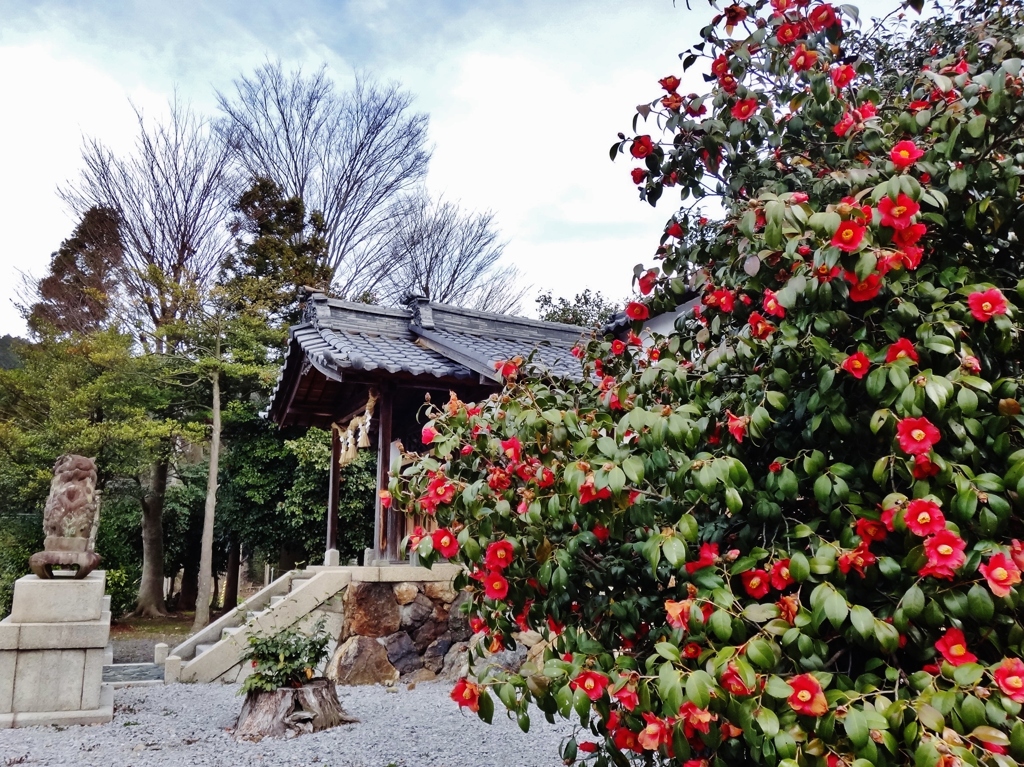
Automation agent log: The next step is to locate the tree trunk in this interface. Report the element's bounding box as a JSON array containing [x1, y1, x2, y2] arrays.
[[134, 459, 170, 617], [178, 564, 199, 611], [223, 536, 241, 611], [233, 679, 357, 742], [193, 366, 221, 631]]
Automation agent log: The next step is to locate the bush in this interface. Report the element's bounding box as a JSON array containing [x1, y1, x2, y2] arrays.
[[239, 618, 330, 694], [0, 515, 41, 617], [103, 568, 139, 619], [393, 1, 1024, 766]]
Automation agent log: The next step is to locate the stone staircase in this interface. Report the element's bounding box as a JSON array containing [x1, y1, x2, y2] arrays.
[[166, 564, 462, 685]]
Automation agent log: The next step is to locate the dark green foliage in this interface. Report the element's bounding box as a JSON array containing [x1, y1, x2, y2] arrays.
[[0, 335, 21, 370], [536, 289, 619, 328], [239, 617, 330, 693], [0, 514, 42, 617]]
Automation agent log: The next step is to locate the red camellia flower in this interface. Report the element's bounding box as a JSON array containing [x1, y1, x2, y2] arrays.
[[638, 713, 672, 750], [934, 627, 978, 666], [845, 271, 882, 302], [610, 339, 627, 356], [451, 678, 481, 711], [920, 529, 966, 579], [494, 359, 520, 378], [720, 663, 754, 696], [570, 670, 610, 701], [979, 552, 1022, 598], [625, 302, 650, 321], [432, 528, 460, 559], [484, 571, 509, 601], [711, 54, 731, 79], [967, 288, 1008, 322], [613, 727, 642, 753], [500, 436, 521, 462], [630, 167, 647, 185], [421, 425, 437, 444], [777, 594, 800, 624], [748, 311, 776, 339], [741, 569, 771, 599], [789, 45, 818, 72], [885, 337, 919, 364], [726, 410, 749, 442], [776, 22, 803, 45], [788, 673, 828, 716], [485, 540, 514, 571], [832, 221, 865, 251], [577, 742, 600, 754], [659, 75, 681, 92], [719, 3, 748, 30], [808, 3, 838, 29], [718, 74, 739, 94], [612, 685, 639, 711], [896, 416, 940, 455], [838, 541, 876, 577], [769, 461, 782, 473], [893, 222, 927, 247], [830, 64, 856, 87], [890, 140, 925, 169], [731, 98, 759, 121], [686, 542, 719, 574], [841, 351, 871, 379], [579, 478, 612, 505], [408, 526, 426, 551], [379, 489, 392, 509], [912, 454, 941, 480], [665, 221, 684, 239], [833, 111, 856, 137], [762, 289, 785, 318], [994, 658, 1024, 702], [592, 524, 610, 544], [630, 135, 654, 159], [638, 269, 658, 295], [856, 517, 887, 543], [665, 599, 694, 630], [878, 193, 920, 230], [770, 559, 795, 590], [678, 700, 717, 737], [905, 499, 946, 537]]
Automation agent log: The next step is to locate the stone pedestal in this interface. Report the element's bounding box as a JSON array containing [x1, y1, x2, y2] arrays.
[[0, 571, 113, 728]]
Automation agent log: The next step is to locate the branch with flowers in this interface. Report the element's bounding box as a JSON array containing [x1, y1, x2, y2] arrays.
[[390, 1, 1024, 765]]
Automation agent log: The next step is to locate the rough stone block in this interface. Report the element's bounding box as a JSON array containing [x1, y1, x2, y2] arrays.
[[399, 594, 434, 630], [0, 621, 18, 651], [423, 582, 458, 602], [393, 582, 419, 605], [327, 636, 398, 686], [350, 566, 381, 583], [10, 572, 106, 624], [376, 564, 460, 583], [404, 667, 437, 683], [324, 548, 340, 567], [413, 614, 448, 653], [448, 591, 472, 641], [343, 582, 399, 639], [12, 649, 86, 712], [380, 631, 421, 674], [164, 655, 181, 684], [80, 649, 104, 710], [423, 633, 453, 674], [0, 651, 14, 713], [0, 683, 113, 729]]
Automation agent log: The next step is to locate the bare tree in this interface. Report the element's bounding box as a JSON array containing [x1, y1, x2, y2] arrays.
[[376, 193, 527, 313], [216, 63, 431, 298], [61, 99, 233, 617]]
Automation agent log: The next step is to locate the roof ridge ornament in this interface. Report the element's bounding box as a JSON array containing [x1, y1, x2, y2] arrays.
[[405, 294, 435, 329]]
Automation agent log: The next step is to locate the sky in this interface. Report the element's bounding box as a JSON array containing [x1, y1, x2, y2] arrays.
[[0, 0, 902, 337]]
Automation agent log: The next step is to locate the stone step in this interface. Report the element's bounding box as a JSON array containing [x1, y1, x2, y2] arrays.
[[290, 578, 311, 592], [270, 595, 286, 607], [221, 626, 245, 641], [195, 643, 217, 657]]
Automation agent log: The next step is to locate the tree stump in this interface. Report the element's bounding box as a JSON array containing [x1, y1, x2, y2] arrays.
[[233, 679, 357, 742]]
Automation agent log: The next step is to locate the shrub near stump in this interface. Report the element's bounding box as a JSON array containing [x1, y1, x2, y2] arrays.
[[234, 618, 356, 742]]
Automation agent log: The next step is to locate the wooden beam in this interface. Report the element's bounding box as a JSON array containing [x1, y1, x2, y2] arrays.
[[374, 385, 394, 563], [326, 426, 340, 555]]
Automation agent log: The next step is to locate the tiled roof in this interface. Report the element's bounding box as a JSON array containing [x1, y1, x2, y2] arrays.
[[265, 294, 589, 425]]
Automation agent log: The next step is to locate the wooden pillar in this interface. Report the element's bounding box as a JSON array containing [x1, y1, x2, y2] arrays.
[[326, 425, 341, 556], [374, 386, 394, 562]]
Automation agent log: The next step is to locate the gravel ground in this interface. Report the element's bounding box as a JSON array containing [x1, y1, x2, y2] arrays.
[[0, 682, 575, 767], [111, 637, 181, 664]]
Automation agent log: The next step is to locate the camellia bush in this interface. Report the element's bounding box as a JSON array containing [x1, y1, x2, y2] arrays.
[[390, 1, 1024, 765]]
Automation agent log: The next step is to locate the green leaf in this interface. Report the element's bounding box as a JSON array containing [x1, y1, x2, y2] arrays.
[[845, 708, 869, 748], [948, 168, 967, 192], [916, 703, 944, 732], [622, 455, 644, 484], [788, 551, 809, 582], [966, 114, 987, 138], [850, 605, 874, 639], [825, 591, 848, 628], [686, 670, 713, 709], [756, 707, 780, 737], [967, 583, 995, 622], [710, 609, 733, 641], [766, 676, 794, 698], [655, 641, 681, 662], [573, 686, 591, 722], [902, 585, 925, 618], [746, 639, 775, 670], [662, 536, 687, 567], [478, 689, 494, 724]]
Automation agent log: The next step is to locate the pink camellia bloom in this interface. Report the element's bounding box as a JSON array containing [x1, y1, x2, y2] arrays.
[[979, 552, 1022, 598], [422, 425, 437, 444], [994, 658, 1024, 702], [967, 288, 1008, 322], [890, 140, 925, 169]]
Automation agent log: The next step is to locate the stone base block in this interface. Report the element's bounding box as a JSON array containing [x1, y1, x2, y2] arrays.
[[10, 572, 106, 624], [0, 683, 113, 728], [0, 647, 105, 713]]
